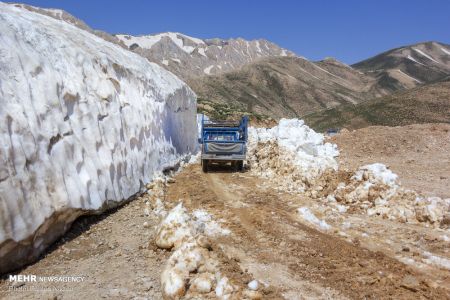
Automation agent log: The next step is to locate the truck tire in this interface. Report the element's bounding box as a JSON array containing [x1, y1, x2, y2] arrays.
[[237, 160, 244, 171], [202, 159, 208, 173]]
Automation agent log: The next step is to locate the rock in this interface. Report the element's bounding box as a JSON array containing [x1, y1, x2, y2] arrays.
[[400, 275, 420, 292], [402, 246, 410, 252], [243, 289, 263, 299], [143, 222, 150, 228], [0, 3, 198, 273]]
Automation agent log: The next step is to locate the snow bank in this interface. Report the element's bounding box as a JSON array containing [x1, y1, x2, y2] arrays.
[[333, 164, 450, 226], [247, 118, 339, 192], [0, 3, 197, 272]]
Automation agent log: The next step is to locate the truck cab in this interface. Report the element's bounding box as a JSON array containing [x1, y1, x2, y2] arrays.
[[198, 115, 249, 172]]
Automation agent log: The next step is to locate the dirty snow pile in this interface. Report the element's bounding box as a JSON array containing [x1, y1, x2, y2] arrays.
[[247, 119, 339, 192], [331, 163, 450, 227], [0, 3, 197, 273], [154, 204, 259, 299], [142, 174, 246, 299]]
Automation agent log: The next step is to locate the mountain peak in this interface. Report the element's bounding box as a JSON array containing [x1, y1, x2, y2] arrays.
[[115, 32, 295, 79]]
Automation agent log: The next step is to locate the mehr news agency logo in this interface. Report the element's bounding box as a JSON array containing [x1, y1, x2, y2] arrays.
[[7, 274, 86, 292]]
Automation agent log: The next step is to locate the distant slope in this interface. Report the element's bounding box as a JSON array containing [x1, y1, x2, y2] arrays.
[[303, 79, 450, 132], [188, 56, 388, 119], [115, 32, 295, 79], [352, 41, 450, 92]]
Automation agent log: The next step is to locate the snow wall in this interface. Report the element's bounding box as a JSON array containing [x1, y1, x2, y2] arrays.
[[0, 3, 197, 272]]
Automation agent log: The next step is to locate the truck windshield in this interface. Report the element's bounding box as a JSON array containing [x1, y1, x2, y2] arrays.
[[206, 132, 238, 141]]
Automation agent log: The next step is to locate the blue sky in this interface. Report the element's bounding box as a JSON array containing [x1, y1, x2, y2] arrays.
[[18, 0, 450, 64]]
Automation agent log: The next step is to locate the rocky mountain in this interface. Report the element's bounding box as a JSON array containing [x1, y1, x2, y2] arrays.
[[188, 56, 390, 119], [12, 3, 128, 48], [352, 41, 450, 92], [115, 32, 295, 79], [11, 3, 450, 125], [0, 3, 197, 272], [303, 78, 450, 131]]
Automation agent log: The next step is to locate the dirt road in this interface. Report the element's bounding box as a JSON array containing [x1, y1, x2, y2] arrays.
[[1, 163, 448, 299], [166, 165, 449, 299]]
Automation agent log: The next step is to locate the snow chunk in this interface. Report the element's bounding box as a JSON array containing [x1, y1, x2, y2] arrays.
[[353, 163, 398, 187], [247, 280, 259, 291], [215, 276, 234, 299], [155, 203, 193, 249], [162, 59, 169, 66], [192, 209, 230, 236], [297, 207, 331, 230]]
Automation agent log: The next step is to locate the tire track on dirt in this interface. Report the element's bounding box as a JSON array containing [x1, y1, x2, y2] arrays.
[[167, 164, 449, 299]]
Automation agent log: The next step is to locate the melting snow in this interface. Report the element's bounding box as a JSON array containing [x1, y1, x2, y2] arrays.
[[352, 163, 398, 187], [423, 252, 450, 270], [192, 209, 230, 236], [297, 207, 331, 230]]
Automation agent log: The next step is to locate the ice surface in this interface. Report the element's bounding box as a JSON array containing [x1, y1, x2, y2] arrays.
[[0, 3, 197, 272]]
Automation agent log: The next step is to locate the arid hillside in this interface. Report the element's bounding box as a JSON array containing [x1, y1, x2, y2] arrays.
[[304, 79, 450, 131]]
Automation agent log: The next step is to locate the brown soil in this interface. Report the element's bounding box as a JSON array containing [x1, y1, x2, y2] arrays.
[[164, 164, 449, 299], [330, 123, 450, 198]]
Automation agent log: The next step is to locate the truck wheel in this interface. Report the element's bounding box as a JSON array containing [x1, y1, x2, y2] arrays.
[[202, 159, 208, 173], [237, 160, 244, 171]]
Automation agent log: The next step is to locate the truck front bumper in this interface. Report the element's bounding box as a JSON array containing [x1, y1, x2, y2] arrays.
[[201, 154, 246, 161]]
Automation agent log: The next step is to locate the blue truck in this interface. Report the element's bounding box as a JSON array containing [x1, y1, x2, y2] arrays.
[[198, 115, 249, 172]]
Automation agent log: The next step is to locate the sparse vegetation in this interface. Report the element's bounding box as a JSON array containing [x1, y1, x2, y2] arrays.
[[197, 97, 269, 121], [303, 80, 450, 132]]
